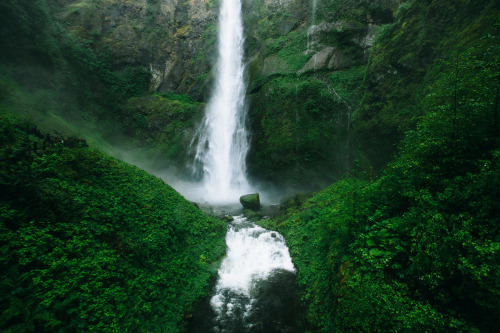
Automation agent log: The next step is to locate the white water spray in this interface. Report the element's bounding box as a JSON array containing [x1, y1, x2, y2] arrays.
[[210, 216, 295, 329], [192, 0, 251, 203], [306, 0, 320, 53]]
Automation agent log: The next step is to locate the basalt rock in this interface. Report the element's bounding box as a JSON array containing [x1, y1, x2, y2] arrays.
[[240, 193, 261, 211], [50, 0, 219, 99]]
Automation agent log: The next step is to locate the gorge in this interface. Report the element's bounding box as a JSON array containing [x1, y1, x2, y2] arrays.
[[1, 0, 499, 332]]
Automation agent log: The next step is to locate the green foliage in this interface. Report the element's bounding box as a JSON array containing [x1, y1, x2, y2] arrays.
[[248, 76, 348, 187], [353, 0, 498, 170], [266, 18, 499, 330], [122, 94, 204, 167], [329, 66, 366, 108], [61, 34, 151, 111], [266, 30, 312, 72], [270, 145, 499, 331], [0, 0, 60, 65], [0, 112, 226, 332]]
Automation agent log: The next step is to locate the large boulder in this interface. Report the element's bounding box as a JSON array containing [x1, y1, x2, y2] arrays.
[[239, 193, 260, 211]]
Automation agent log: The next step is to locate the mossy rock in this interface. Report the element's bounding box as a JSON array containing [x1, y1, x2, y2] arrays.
[[221, 215, 234, 222], [240, 193, 260, 211]]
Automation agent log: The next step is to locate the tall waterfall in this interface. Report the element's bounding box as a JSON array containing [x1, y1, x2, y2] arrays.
[[192, 0, 251, 203]]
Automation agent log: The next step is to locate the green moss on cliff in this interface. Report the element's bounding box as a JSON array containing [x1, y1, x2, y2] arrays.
[[353, 0, 499, 169], [122, 93, 204, 169], [248, 75, 349, 187], [329, 65, 366, 107], [266, 29, 311, 72]]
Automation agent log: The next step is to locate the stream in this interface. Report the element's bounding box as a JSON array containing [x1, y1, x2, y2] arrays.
[[187, 215, 301, 332]]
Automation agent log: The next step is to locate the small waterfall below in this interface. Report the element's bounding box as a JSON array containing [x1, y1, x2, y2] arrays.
[[191, 0, 252, 203], [188, 216, 299, 332]]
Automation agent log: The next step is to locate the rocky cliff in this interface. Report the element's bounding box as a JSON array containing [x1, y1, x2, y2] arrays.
[[0, 0, 402, 188], [50, 0, 220, 99], [42, 0, 401, 187], [2, 0, 495, 190], [242, 0, 400, 187]]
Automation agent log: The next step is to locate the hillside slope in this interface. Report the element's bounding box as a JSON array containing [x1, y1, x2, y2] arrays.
[[260, 4, 500, 329], [0, 112, 226, 332]]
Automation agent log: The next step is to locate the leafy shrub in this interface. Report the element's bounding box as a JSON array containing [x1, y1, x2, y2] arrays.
[[0, 112, 226, 332], [264, 10, 499, 330]]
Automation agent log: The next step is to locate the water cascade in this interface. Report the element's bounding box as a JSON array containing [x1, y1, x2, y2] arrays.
[[188, 216, 299, 332], [306, 0, 321, 53], [312, 0, 318, 25], [192, 0, 251, 203], [185, 1, 300, 330]]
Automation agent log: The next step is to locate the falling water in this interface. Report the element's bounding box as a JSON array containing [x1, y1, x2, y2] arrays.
[[306, 0, 320, 53], [188, 216, 299, 332], [192, 0, 251, 203], [312, 0, 318, 25]]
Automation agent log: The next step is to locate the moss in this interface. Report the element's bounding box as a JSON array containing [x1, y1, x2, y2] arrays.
[[247, 75, 349, 187], [329, 65, 366, 107]]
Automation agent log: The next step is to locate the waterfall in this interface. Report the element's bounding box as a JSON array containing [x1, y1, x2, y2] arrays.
[[306, 0, 320, 53], [312, 0, 318, 25], [188, 216, 298, 332], [192, 0, 251, 203]]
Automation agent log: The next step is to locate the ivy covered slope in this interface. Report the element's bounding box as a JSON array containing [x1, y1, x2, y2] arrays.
[[0, 113, 226, 332], [261, 5, 500, 332]]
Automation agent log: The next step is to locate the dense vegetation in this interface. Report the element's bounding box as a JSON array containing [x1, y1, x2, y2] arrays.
[[1, 0, 499, 332], [354, 0, 499, 170], [0, 112, 226, 331], [261, 5, 500, 330]]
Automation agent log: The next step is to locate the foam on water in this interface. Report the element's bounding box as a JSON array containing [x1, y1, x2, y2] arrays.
[[210, 216, 295, 326]]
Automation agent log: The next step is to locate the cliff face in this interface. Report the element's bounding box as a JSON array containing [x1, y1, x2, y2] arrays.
[[3, 0, 496, 189], [241, 0, 399, 187], [39, 0, 401, 187], [50, 0, 219, 99]]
